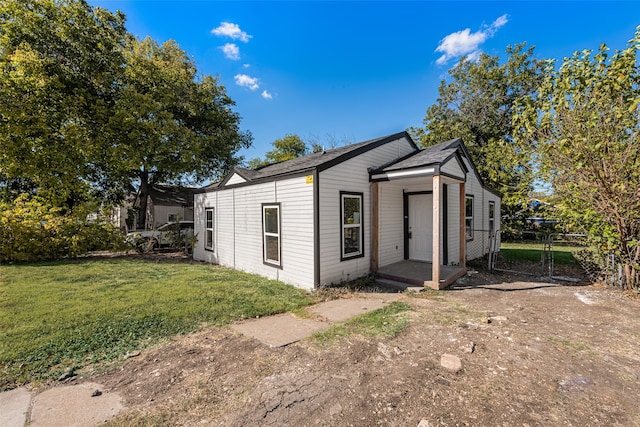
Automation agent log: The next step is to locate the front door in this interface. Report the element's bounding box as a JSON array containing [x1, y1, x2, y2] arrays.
[[408, 194, 433, 261]]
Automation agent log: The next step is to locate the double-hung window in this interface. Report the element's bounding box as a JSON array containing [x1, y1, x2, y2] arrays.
[[465, 195, 474, 241], [488, 201, 495, 236], [341, 192, 364, 260], [205, 208, 214, 250], [262, 203, 281, 267]]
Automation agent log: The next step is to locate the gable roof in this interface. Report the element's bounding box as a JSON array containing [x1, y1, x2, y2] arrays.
[[369, 138, 470, 181], [146, 184, 197, 207], [372, 138, 467, 173], [209, 131, 417, 191]]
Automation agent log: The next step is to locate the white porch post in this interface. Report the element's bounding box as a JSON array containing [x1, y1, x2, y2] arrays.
[[431, 175, 441, 289]]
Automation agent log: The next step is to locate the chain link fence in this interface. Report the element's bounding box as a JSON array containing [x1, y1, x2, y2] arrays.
[[487, 231, 590, 282]]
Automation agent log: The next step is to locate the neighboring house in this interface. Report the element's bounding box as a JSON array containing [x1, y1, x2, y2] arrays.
[[119, 184, 197, 231], [193, 131, 501, 290]]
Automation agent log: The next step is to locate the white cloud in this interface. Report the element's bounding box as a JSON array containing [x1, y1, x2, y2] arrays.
[[435, 14, 508, 65], [234, 74, 259, 90], [492, 14, 508, 30], [221, 43, 240, 60], [261, 90, 272, 99], [212, 22, 251, 43], [243, 63, 250, 68]]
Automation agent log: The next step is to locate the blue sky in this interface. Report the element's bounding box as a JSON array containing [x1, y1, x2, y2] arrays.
[[91, 1, 640, 163]]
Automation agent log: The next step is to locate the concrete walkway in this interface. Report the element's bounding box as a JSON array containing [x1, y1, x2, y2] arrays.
[[0, 382, 122, 427], [1, 294, 398, 426], [231, 295, 398, 347]]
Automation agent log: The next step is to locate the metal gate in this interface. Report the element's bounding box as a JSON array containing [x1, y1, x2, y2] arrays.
[[488, 231, 589, 282]]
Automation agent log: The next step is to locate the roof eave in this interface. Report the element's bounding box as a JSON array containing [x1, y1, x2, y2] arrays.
[[370, 165, 440, 182]]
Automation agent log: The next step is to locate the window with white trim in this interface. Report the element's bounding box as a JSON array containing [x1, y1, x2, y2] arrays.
[[205, 208, 214, 250], [341, 192, 364, 260], [262, 204, 281, 266], [465, 195, 474, 241], [488, 201, 495, 236]]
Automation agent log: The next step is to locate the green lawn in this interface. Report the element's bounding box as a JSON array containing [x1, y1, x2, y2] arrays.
[[500, 242, 582, 265], [311, 301, 412, 344], [0, 258, 316, 390]]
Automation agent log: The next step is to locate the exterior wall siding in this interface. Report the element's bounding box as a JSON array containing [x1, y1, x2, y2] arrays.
[[226, 173, 246, 185], [378, 181, 405, 267], [440, 158, 465, 180], [152, 205, 193, 227], [446, 182, 461, 265], [318, 136, 416, 285], [462, 157, 488, 261], [193, 176, 314, 290]]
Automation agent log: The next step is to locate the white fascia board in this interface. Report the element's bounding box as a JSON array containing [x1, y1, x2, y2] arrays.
[[372, 167, 436, 181]]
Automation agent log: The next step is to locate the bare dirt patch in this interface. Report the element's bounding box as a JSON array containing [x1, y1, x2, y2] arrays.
[[62, 269, 639, 426]]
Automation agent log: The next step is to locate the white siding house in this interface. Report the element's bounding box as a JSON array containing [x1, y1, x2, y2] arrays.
[[193, 132, 501, 290]]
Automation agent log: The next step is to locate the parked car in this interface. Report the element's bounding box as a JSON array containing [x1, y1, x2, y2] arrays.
[[126, 221, 194, 251]]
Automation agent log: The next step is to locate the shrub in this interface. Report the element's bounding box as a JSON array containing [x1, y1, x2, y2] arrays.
[[0, 194, 126, 262]]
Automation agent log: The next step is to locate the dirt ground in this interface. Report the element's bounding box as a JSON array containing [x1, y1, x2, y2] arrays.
[[66, 260, 640, 426]]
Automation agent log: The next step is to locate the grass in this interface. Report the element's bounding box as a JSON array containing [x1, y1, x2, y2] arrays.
[[0, 258, 316, 390], [545, 335, 593, 353], [311, 301, 412, 344], [406, 287, 447, 301], [500, 242, 583, 265]]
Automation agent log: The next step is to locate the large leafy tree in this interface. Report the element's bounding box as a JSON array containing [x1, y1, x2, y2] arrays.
[[110, 37, 251, 229], [515, 30, 640, 289], [412, 43, 546, 213], [0, 0, 128, 207], [0, 1, 252, 230]]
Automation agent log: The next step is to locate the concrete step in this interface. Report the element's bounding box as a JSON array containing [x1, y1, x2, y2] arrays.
[[376, 278, 424, 293]]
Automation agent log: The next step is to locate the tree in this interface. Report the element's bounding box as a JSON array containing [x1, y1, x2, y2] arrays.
[[248, 134, 309, 169], [0, 0, 129, 207], [514, 29, 640, 289], [109, 37, 251, 229], [411, 43, 546, 214], [0, 1, 252, 230]]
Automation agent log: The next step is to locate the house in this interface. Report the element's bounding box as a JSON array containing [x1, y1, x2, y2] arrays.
[[193, 131, 501, 290], [119, 184, 197, 231]]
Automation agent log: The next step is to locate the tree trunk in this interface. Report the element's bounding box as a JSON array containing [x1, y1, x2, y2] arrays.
[[136, 171, 150, 230]]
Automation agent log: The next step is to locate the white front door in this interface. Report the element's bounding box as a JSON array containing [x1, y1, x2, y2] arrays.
[[408, 194, 433, 261]]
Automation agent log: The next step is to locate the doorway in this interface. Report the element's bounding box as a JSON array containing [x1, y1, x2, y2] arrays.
[[406, 193, 433, 261]]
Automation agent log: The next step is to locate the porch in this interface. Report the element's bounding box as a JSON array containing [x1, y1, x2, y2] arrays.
[[377, 260, 467, 290]]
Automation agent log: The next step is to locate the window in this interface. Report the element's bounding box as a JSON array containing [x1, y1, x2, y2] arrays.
[[465, 195, 474, 240], [341, 192, 364, 260], [488, 201, 495, 236], [168, 213, 178, 223], [262, 204, 281, 266], [205, 208, 214, 250]]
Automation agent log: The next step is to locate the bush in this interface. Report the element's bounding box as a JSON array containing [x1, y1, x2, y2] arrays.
[[0, 194, 126, 262]]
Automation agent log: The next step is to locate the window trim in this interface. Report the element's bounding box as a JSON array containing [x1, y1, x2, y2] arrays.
[[262, 203, 282, 268], [340, 191, 364, 261], [465, 195, 474, 241], [488, 201, 495, 236], [205, 207, 214, 252]]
